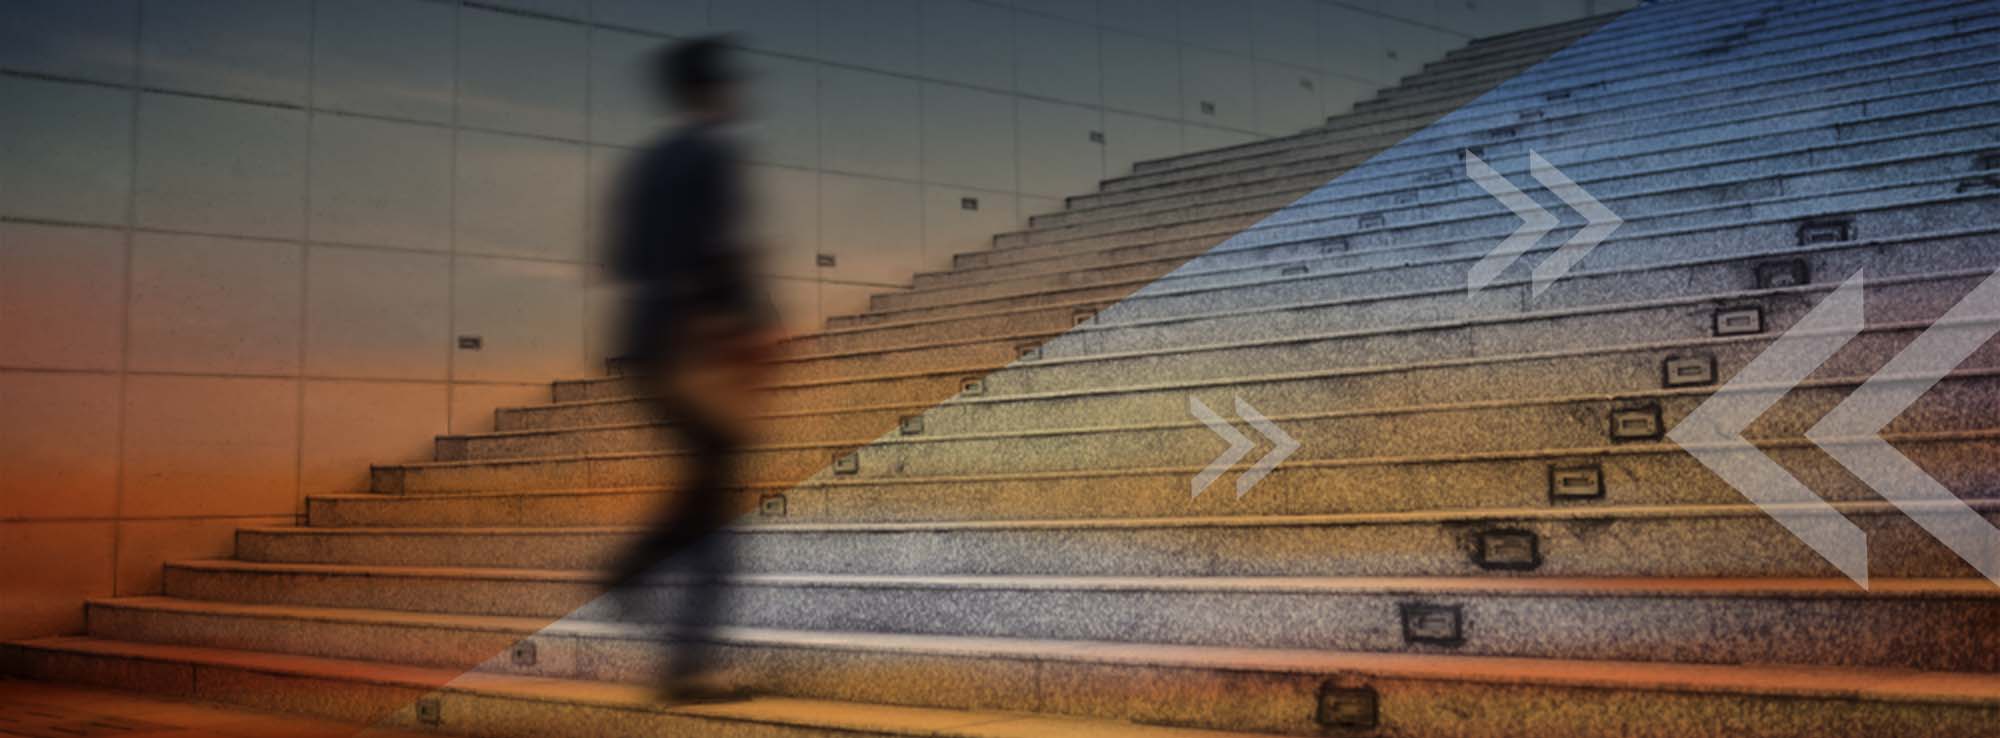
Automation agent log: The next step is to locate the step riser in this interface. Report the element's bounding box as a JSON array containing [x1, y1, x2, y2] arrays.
[[536, 265, 1996, 429], [88, 590, 2000, 679], [382, 369, 2000, 491], [1059, 224, 1995, 362], [892, 94, 2000, 316], [807, 204, 1998, 362], [10, 638, 1995, 738], [1126, 4, 1987, 185], [720, 264, 2000, 408], [1129, 10, 1980, 190], [449, 326, 1999, 461], [237, 506, 2000, 588], [1056, 41, 1992, 236], [936, 140, 1990, 295], [1123, 18, 1994, 200], [0, 644, 854, 738], [312, 435, 2000, 529], [1025, 88, 1994, 251], [1127, 32, 1995, 210], [838, 375, 2000, 481], [997, 118, 1989, 267], [445, 406, 908, 462]]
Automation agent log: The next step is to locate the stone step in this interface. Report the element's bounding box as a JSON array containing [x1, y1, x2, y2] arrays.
[[379, 345, 2000, 489], [311, 431, 2000, 529], [930, 124, 1996, 295], [15, 631, 2000, 738], [564, 266, 1984, 414], [448, 317, 1992, 462], [1180, 0, 1769, 163], [254, 498, 2000, 582], [86, 575, 2000, 675], [567, 261, 2000, 422], [798, 194, 1997, 361], [0, 637, 1286, 738], [1384, 0, 1774, 86], [890, 102, 2000, 320], [1122, 0, 1983, 185], [990, 106, 1996, 285], [1058, 37, 1996, 236], [1020, 52, 1994, 247], [392, 368, 2000, 487], [1120, 16, 1989, 206]]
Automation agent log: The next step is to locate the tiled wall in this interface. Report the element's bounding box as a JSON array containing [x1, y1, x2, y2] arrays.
[[0, 0, 1623, 638]]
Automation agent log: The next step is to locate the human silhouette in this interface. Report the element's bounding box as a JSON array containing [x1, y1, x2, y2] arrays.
[[600, 36, 781, 704]]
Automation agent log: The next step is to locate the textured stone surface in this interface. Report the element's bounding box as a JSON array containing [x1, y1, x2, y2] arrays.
[[14, 1, 2000, 734]]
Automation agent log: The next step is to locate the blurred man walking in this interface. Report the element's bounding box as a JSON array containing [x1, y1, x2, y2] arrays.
[[601, 36, 782, 704]]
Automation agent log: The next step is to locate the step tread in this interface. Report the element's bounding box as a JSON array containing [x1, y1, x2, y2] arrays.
[[481, 316, 1975, 437], [384, 366, 2000, 470], [272, 497, 2000, 537], [0, 636, 1279, 738], [17, 632, 2000, 706], [138, 563, 2000, 597], [359, 427, 2000, 490], [581, 264, 2000, 394]]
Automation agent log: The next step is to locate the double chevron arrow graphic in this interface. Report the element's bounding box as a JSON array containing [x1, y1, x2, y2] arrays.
[[1464, 149, 1623, 296], [1669, 270, 2000, 588], [1189, 397, 1300, 499]]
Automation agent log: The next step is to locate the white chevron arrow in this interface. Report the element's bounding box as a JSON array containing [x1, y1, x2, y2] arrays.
[[1233, 397, 1300, 499], [1527, 151, 1622, 297], [1464, 150, 1557, 295], [1189, 396, 1301, 499], [1807, 269, 2000, 585], [1464, 149, 1621, 297], [1667, 272, 1872, 587], [1190, 396, 1253, 498]]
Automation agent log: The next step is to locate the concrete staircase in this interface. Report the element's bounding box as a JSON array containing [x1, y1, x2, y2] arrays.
[[10, 0, 2000, 735]]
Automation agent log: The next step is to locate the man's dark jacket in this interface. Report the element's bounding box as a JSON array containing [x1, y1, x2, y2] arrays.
[[608, 123, 774, 361]]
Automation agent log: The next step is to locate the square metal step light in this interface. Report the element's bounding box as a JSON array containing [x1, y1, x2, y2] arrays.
[[416, 697, 443, 726], [1017, 344, 1043, 361], [899, 415, 925, 435], [1796, 218, 1854, 246], [1755, 258, 1810, 289], [1662, 355, 1717, 388], [960, 377, 986, 396], [1281, 264, 1310, 277], [1356, 213, 1385, 230], [1316, 682, 1379, 729], [759, 493, 787, 517], [832, 452, 859, 475], [510, 639, 537, 666], [1548, 463, 1605, 502], [1714, 306, 1765, 336], [1609, 403, 1664, 442], [1400, 603, 1466, 647], [1474, 529, 1543, 571]]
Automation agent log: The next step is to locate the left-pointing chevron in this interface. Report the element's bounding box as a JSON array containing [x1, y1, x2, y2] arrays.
[[1808, 268, 2000, 585], [1667, 272, 1872, 587]]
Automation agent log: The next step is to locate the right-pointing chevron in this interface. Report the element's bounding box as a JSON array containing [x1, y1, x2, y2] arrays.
[[1463, 150, 1558, 295], [1527, 150, 1623, 297], [1667, 271, 1873, 587], [1809, 268, 2000, 585], [1233, 397, 1299, 499], [1189, 396, 1254, 499]]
